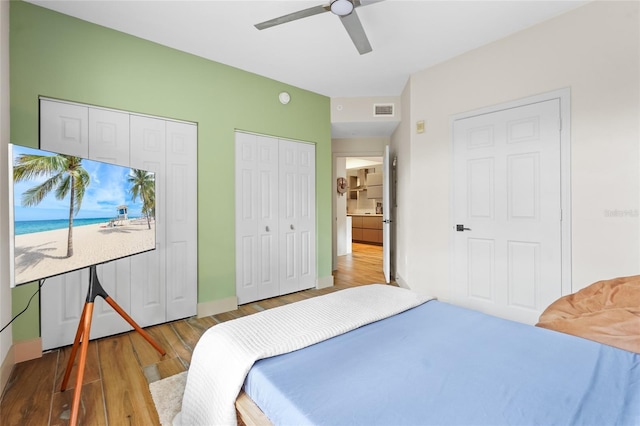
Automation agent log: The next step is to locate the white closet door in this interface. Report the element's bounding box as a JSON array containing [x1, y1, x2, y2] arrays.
[[40, 100, 198, 347], [39, 100, 88, 158], [279, 140, 316, 295], [235, 132, 279, 304], [40, 102, 132, 349], [129, 115, 167, 327], [294, 142, 316, 292], [256, 136, 280, 300], [165, 121, 198, 320], [87, 108, 132, 338]]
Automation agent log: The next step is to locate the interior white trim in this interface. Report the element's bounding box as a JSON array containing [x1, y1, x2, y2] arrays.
[[234, 129, 315, 146], [449, 88, 572, 298], [395, 273, 410, 290], [12, 338, 42, 363], [0, 344, 14, 396], [38, 96, 197, 126], [316, 275, 334, 289], [197, 297, 238, 319]]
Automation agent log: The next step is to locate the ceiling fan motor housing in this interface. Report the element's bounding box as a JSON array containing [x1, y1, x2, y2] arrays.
[[331, 0, 355, 16]]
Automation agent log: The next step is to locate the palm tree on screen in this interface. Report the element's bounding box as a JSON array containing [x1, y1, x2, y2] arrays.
[[128, 169, 155, 230], [13, 153, 90, 258]]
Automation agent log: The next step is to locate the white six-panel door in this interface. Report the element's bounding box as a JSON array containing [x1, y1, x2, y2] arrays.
[[279, 140, 316, 295], [129, 115, 167, 327], [165, 121, 199, 320], [235, 133, 280, 304], [452, 99, 562, 325], [235, 132, 316, 305]]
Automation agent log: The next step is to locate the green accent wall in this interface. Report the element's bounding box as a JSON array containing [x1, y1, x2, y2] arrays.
[[9, 1, 332, 341]]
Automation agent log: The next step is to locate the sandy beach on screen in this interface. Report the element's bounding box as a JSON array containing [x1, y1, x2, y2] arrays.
[[13, 219, 156, 284]]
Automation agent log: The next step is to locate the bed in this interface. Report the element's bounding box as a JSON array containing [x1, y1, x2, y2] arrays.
[[176, 284, 640, 426]]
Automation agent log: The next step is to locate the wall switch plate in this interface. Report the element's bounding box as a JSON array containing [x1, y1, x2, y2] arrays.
[[416, 120, 425, 133]]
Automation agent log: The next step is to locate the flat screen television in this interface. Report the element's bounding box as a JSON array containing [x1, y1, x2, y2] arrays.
[[8, 143, 156, 287]]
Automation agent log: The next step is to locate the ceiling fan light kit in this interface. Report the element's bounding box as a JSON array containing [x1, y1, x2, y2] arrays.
[[330, 0, 354, 16]]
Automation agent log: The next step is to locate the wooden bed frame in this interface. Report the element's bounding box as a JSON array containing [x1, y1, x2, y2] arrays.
[[235, 391, 272, 426]]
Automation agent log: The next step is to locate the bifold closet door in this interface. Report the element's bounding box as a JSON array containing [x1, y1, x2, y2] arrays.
[[165, 121, 198, 321], [235, 133, 316, 304], [130, 115, 167, 327], [235, 132, 280, 305], [278, 140, 316, 295], [39, 99, 198, 349]]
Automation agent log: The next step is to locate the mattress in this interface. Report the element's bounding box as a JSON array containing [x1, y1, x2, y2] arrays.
[[244, 300, 640, 425]]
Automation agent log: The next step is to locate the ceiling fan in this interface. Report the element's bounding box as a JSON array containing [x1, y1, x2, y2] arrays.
[[255, 0, 383, 55]]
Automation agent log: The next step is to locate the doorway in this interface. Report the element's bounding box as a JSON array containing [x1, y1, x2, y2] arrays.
[[334, 156, 384, 277]]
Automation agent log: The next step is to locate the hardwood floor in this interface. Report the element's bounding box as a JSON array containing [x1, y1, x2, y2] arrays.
[[0, 243, 385, 425]]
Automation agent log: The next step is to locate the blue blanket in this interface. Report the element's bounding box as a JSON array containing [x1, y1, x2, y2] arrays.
[[244, 300, 640, 425]]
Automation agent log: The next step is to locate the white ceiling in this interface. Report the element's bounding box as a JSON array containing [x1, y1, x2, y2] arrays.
[[27, 0, 588, 137]]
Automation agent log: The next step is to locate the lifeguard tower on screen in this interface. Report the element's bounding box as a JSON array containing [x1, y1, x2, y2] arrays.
[[117, 205, 128, 220], [107, 205, 128, 227]]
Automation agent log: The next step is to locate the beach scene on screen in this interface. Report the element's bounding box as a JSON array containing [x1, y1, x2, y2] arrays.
[[10, 144, 156, 285]]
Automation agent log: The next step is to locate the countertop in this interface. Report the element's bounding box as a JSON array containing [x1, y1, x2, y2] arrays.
[[347, 213, 383, 217]]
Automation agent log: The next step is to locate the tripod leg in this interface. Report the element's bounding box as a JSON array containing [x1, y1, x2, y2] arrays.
[[69, 302, 94, 426], [61, 303, 88, 392], [104, 296, 166, 356]]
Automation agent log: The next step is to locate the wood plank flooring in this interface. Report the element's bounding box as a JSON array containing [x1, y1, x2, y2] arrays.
[[0, 243, 385, 425]]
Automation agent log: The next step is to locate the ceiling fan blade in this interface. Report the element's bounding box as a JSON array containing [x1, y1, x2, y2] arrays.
[[255, 4, 330, 30], [339, 9, 372, 55]]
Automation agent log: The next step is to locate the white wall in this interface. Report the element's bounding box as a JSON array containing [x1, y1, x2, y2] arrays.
[[0, 0, 13, 392], [392, 1, 639, 299]]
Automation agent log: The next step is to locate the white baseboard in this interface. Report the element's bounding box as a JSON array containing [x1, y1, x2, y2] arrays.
[[13, 338, 42, 363], [197, 296, 238, 318], [316, 275, 334, 289], [198, 278, 335, 318], [1, 338, 43, 397], [0, 345, 14, 398], [395, 273, 409, 290]]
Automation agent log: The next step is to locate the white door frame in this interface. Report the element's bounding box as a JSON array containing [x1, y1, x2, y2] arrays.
[[382, 145, 391, 283], [449, 88, 572, 297]]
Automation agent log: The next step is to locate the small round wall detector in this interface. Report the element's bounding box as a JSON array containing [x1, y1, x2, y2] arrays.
[[278, 92, 291, 105]]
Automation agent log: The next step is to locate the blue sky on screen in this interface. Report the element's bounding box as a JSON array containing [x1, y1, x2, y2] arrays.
[[11, 145, 147, 222]]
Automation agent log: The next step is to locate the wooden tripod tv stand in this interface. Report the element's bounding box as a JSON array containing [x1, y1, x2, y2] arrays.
[[60, 265, 166, 426]]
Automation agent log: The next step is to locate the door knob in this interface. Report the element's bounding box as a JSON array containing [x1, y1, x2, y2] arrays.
[[265, 226, 270, 232], [456, 224, 471, 232], [290, 224, 295, 230]]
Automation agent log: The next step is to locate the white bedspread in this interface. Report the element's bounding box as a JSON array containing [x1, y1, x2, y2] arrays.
[[175, 284, 430, 425]]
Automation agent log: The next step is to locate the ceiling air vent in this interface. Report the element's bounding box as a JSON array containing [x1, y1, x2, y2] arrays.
[[373, 103, 394, 117]]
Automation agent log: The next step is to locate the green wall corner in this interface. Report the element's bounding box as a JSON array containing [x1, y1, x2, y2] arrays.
[[9, 1, 332, 341]]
